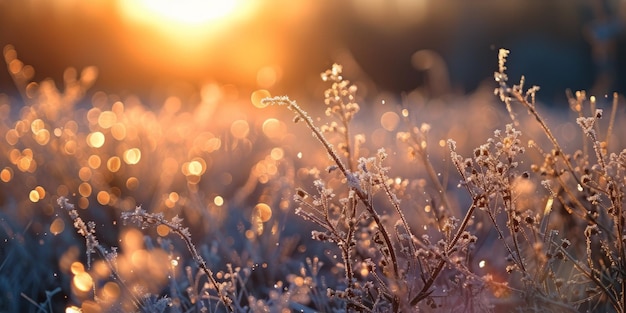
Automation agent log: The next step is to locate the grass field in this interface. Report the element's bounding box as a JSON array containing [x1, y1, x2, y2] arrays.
[[1, 46, 625, 312]]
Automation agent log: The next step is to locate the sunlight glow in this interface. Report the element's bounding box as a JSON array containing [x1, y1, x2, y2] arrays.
[[125, 0, 239, 25], [118, 0, 256, 48]]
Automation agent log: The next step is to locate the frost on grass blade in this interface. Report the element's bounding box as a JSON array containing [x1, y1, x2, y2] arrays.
[[58, 196, 101, 268], [121, 204, 234, 310]]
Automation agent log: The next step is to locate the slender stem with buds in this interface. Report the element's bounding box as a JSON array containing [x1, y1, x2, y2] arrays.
[[263, 96, 401, 292]]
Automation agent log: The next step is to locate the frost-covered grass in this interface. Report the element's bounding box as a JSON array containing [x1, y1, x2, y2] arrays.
[[1, 45, 625, 312]]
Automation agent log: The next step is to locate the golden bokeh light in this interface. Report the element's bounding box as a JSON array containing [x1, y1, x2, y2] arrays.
[[107, 156, 121, 172], [64, 120, 79, 135], [93, 259, 112, 279], [98, 111, 117, 129], [253, 203, 272, 222], [24, 82, 38, 98], [35, 185, 45, 198], [194, 132, 222, 153], [97, 191, 111, 205], [78, 182, 92, 197], [123, 228, 144, 251], [380, 111, 400, 131], [31, 118, 45, 133], [13, 148, 36, 173], [87, 131, 105, 148], [168, 192, 179, 203], [262, 118, 285, 139], [50, 217, 65, 235], [165, 192, 179, 208], [111, 123, 127, 140], [182, 157, 207, 178], [73, 272, 94, 292], [17, 156, 35, 173], [87, 155, 101, 169], [245, 229, 255, 239], [8, 58, 22, 75], [156, 224, 170, 236], [187, 160, 203, 176], [251, 89, 271, 108], [230, 120, 249, 139], [33, 129, 50, 145], [5, 129, 19, 145], [0, 167, 12, 182], [126, 177, 139, 190], [87, 108, 101, 125], [101, 282, 120, 301], [66, 306, 81, 313], [131, 249, 149, 267], [70, 261, 85, 275], [112, 101, 125, 114], [8, 149, 20, 164], [29, 189, 40, 202], [64, 140, 77, 155], [270, 147, 284, 161], [123, 148, 141, 165], [78, 166, 92, 181], [214, 195, 224, 206], [15, 120, 27, 134], [78, 197, 89, 209]]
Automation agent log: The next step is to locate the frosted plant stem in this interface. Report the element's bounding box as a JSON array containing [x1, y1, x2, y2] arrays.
[[123, 209, 234, 312], [496, 49, 580, 185], [338, 105, 355, 172], [263, 97, 401, 293], [265, 97, 350, 185], [58, 197, 143, 309], [557, 243, 622, 312], [579, 114, 625, 312], [410, 201, 478, 305], [377, 166, 417, 262], [511, 91, 581, 185]]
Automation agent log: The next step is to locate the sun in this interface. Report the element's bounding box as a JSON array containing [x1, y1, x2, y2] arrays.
[[118, 0, 254, 40], [126, 0, 240, 26], [118, 0, 255, 49], [115, 0, 271, 79]]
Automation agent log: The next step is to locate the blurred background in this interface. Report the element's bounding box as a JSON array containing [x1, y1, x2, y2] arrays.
[[1, 0, 625, 107]]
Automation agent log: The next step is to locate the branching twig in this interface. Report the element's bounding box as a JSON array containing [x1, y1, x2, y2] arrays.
[[122, 207, 234, 312]]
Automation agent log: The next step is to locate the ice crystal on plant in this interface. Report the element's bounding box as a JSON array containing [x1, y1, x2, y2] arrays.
[[58, 197, 101, 268], [122, 206, 234, 311]]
